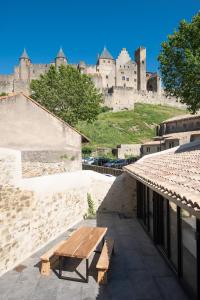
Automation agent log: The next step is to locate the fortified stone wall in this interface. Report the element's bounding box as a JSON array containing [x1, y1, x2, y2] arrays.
[[0, 148, 136, 276], [104, 87, 185, 111], [0, 74, 14, 94]]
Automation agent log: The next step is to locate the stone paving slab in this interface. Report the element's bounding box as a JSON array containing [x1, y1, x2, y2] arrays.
[[0, 213, 188, 300]]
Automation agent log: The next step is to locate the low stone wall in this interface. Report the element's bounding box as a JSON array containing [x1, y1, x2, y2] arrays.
[[22, 161, 78, 178], [21, 150, 81, 178], [82, 164, 124, 176]]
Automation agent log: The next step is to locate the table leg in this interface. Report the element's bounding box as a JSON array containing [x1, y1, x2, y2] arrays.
[[102, 236, 105, 249], [59, 256, 63, 279], [86, 258, 89, 283]]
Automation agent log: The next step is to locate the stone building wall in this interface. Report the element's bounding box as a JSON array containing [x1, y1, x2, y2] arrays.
[[115, 144, 141, 158]]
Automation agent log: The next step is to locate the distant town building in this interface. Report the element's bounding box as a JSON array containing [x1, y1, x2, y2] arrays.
[[141, 113, 200, 156], [157, 113, 200, 135]]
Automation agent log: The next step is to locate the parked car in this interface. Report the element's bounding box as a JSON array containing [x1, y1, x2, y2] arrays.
[[82, 157, 90, 163], [82, 157, 95, 165], [125, 157, 138, 164], [92, 157, 110, 166], [112, 159, 127, 169], [104, 160, 117, 168]]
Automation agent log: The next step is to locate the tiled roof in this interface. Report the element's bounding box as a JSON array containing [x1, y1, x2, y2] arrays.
[[56, 47, 66, 59], [163, 130, 200, 139], [161, 113, 200, 124], [142, 140, 165, 146], [20, 48, 30, 60], [100, 47, 114, 60], [124, 141, 200, 212]]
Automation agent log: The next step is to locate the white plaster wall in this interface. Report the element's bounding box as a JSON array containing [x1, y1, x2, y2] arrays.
[[0, 94, 81, 151]]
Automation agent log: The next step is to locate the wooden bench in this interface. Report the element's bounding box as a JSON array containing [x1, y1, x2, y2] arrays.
[[96, 238, 114, 284], [40, 240, 65, 276]]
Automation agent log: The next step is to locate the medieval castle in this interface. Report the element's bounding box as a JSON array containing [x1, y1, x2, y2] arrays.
[[0, 47, 183, 110]]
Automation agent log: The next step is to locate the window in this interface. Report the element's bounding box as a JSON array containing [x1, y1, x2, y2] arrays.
[[157, 146, 161, 152], [121, 72, 124, 74], [134, 71, 137, 74], [122, 76, 125, 80], [147, 147, 150, 153], [183, 123, 187, 129], [142, 60, 145, 64], [106, 75, 108, 79], [108, 60, 110, 63], [126, 78, 129, 81], [134, 79, 137, 82]]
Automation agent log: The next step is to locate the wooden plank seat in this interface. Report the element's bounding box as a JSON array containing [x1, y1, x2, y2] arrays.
[[96, 238, 114, 284], [40, 240, 65, 276]]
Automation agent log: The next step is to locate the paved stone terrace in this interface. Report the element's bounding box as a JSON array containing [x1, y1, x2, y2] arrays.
[[0, 213, 188, 300]]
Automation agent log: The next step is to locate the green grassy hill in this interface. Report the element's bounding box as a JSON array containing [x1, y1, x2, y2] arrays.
[[76, 103, 186, 150]]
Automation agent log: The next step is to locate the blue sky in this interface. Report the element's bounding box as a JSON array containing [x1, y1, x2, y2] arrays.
[[0, 0, 199, 74]]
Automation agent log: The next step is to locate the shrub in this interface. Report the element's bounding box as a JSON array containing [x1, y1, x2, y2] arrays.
[[87, 193, 96, 218]]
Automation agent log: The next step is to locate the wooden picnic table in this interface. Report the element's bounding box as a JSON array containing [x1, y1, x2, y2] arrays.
[[54, 226, 107, 282]]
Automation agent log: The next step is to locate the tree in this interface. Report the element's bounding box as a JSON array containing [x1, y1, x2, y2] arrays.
[[158, 12, 200, 113], [30, 65, 102, 125]]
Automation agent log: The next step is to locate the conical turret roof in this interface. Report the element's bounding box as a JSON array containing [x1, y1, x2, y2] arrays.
[[56, 47, 66, 59], [100, 47, 114, 60], [20, 48, 30, 60]]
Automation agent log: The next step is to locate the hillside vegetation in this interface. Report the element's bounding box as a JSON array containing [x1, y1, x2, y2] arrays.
[[77, 103, 186, 149]]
